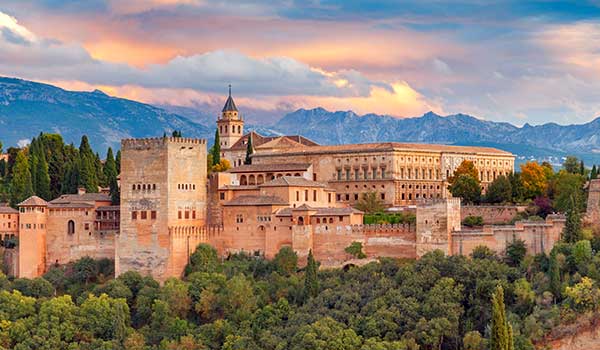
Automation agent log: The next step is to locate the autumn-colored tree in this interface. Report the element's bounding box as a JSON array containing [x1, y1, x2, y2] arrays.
[[519, 161, 547, 199], [448, 160, 479, 185]]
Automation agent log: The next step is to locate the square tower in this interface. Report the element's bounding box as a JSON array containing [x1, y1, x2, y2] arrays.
[[116, 137, 207, 281]]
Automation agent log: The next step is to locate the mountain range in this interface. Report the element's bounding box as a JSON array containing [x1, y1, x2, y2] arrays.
[[1, 77, 599, 165]]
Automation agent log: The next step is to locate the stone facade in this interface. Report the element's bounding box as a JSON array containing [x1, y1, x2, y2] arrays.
[[586, 179, 600, 225], [461, 205, 527, 224], [0, 204, 18, 242], [116, 137, 208, 282]]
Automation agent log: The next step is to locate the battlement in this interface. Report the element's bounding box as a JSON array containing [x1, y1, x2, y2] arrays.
[[121, 137, 207, 149], [310, 223, 414, 235], [418, 197, 461, 207]]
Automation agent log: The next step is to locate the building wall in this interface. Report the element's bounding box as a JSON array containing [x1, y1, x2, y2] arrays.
[[451, 215, 565, 256], [117, 137, 208, 282], [46, 208, 114, 268], [0, 212, 18, 240], [461, 205, 527, 224], [415, 198, 462, 257], [586, 179, 600, 224], [252, 148, 514, 206], [18, 206, 47, 278]]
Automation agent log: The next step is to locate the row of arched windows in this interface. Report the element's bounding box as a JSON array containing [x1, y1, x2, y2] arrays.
[[178, 183, 196, 190], [219, 124, 242, 135], [133, 183, 156, 191]]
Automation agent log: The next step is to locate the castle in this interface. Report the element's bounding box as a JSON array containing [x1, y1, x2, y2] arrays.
[[5, 90, 572, 281]]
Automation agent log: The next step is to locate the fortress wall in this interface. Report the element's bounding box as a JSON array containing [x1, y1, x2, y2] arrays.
[[461, 205, 527, 224], [451, 215, 565, 256]]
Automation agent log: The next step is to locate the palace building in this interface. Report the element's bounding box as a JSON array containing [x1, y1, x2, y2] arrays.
[[7, 88, 569, 281]]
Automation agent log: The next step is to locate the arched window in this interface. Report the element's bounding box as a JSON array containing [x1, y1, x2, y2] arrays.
[[240, 175, 247, 186], [298, 216, 304, 225], [67, 220, 75, 235]]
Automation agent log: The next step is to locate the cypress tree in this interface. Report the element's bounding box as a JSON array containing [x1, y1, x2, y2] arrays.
[[563, 195, 581, 243], [304, 249, 319, 299], [10, 150, 33, 206], [78, 136, 98, 193], [110, 176, 120, 205], [591, 165, 598, 180], [549, 251, 561, 300], [95, 152, 106, 187], [490, 285, 513, 350], [580, 160, 585, 176], [35, 146, 51, 200], [115, 150, 121, 174], [29, 137, 38, 193], [104, 148, 117, 182], [244, 134, 253, 165], [211, 128, 221, 166]]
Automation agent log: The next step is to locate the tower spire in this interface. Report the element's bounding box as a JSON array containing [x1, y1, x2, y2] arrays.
[[228, 84, 231, 97]]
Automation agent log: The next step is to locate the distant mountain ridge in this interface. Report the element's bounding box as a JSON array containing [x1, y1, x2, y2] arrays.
[[253, 108, 600, 164], [1, 77, 599, 164], [0, 77, 210, 151]]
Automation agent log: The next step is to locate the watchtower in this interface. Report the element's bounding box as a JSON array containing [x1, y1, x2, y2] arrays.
[[116, 137, 208, 281], [17, 196, 48, 278]]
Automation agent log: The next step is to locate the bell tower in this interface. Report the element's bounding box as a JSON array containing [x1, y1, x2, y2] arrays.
[[217, 85, 244, 150]]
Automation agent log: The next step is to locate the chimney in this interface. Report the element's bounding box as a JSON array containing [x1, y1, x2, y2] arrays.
[[77, 187, 86, 195]]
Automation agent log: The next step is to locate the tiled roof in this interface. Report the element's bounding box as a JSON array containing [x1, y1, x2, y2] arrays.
[[227, 131, 319, 151], [223, 195, 288, 206], [0, 205, 18, 214], [50, 193, 111, 204], [227, 163, 311, 173], [253, 142, 513, 157], [18, 196, 48, 207], [259, 176, 327, 188], [222, 94, 238, 112], [48, 202, 94, 209], [96, 205, 120, 211], [276, 206, 362, 217]]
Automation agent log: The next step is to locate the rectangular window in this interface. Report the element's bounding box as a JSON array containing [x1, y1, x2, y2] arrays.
[[313, 190, 317, 201], [220, 192, 225, 200], [151, 211, 157, 219], [141, 211, 147, 220], [345, 194, 350, 201], [304, 190, 309, 201], [328, 193, 332, 202], [381, 193, 385, 200], [354, 169, 360, 179], [132, 211, 137, 220], [337, 169, 342, 180], [354, 193, 359, 200], [296, 191, 300, 201], [185, 211, 190, 219], [192, 210, 196, 219], [84, 223, 90, 230], [178, 211, 182, 219], [345, 169, 351, 180]]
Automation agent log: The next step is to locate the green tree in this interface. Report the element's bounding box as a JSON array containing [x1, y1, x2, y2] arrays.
[[10, 149, 33, 206], [211, 128, 221, 166], [290, 317, 362, 350], [78, 136, 98, 193], [345, 241, 367, 259], [115, 150, 121, 174], [591, 165, 598, 180], [448, 160, 479, 184], [159, 278, 191, 319], [448, 174, 481, 204], [548, 250, 562, 300], [485, 175, 512, 203], [222, 274, 257, 321], [33, 144, 51, 200], [490, 285, 514, 350], [79, 293, 131, 343], [563, 195, 582, 243], [553, 171, 585, 213], [244, 134, 253, 165], [355, 191, 385, 214], [304, 249, 319, 299], [563, 156, 580, 174], [564, 277, 600, 312], [505, 239, 527, 267], [273, 246, 298, 275], [185, 243, 220, 275], [103, 148, 117, 184]]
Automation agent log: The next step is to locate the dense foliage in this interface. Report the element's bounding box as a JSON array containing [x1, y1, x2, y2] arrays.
[[1, 238, 600, 349], [0, 133, 120, 206]]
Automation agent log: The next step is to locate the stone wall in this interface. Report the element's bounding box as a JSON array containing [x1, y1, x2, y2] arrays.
[[416, 198, 461, 257], [586, 179, 600, 225], [461, 205, 527, 224], [46, 208, 115, 268], [451, 214, 565, 256], [117, 137, 208, 282], [293, 223, 416, 267], [1, 247, 18, 277]]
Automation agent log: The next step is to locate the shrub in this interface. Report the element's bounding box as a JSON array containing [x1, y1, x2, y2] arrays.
[[345, 242, 366, 259], [463, 216, 484, 227]]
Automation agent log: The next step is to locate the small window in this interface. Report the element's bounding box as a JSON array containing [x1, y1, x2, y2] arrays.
[[192, 210, 196, 219], [185, 211, 190, 219], [220, 192, 225, 200], [178, 211, 182, 219], [132, 211, 137, 220], [141, 211, 147, 220], [151, 211, 157, 219], [68, 220, 75, 234], [84, 223, 90, 230]]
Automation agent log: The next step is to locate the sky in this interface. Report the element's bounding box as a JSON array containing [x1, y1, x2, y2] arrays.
[[1, 0, 600, 125]]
